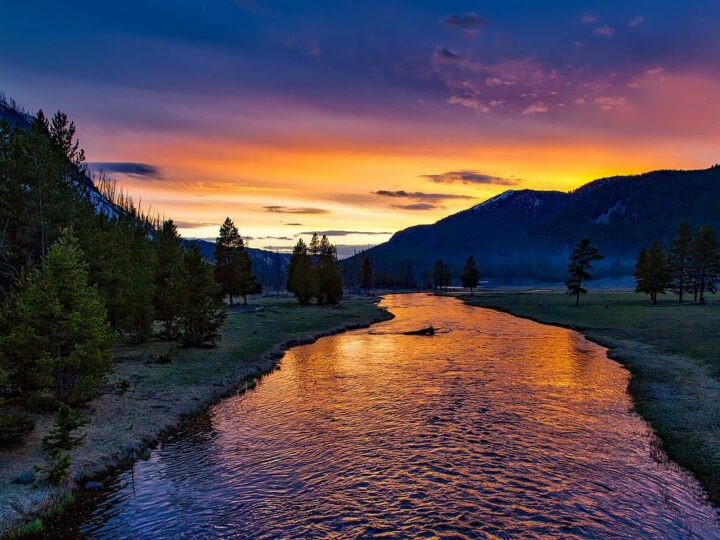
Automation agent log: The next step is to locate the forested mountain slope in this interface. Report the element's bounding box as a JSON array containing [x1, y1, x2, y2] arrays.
[[345, 166, 720, 284]]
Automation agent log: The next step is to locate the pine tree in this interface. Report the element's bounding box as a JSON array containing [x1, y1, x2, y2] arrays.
[[461, 256, 480, 295], [236, 249, 262, 305], [360, 256, 373, 295], [214, 218, 260, 305], [0, 229, 114, 403], [565, 238, 603, 307], [634, 240, 671, 305], [287, 239, 315, 304], [315, 235, 343, 304], [38, 403, 87, 484], [176, 243, 226, 347], [42, 403, 87, 451], [153, 219, 183, 337], [433, 260, 450, 291], [690, 225, 720, 305], [669, 222, 693, 303], [308, 233, 320, 259]]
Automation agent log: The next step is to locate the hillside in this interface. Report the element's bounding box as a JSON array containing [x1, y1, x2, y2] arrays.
[[345, 166, 720, 284]]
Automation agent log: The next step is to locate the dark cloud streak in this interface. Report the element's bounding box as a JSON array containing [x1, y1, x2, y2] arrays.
[[263, 205, 329, 214], [391, 203, 437, 211], [87, 162, 160, 178], [372, 190, 473, 201], [298, 230, 392, 237], [423, 170, 520, 186]]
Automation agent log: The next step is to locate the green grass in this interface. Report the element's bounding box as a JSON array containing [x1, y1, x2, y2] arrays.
[[461, 290, 720, 505]]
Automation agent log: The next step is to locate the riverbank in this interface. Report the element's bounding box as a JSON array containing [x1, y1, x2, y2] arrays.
[[458, 290, 720, 506], [0, 295, 392, 537]]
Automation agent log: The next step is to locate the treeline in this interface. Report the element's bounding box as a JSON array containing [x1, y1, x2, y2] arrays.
[[0, 106, 261, 481], [286, 233, 342, 304], [353, 254, 481, 294], [634, 223, 720, 305]]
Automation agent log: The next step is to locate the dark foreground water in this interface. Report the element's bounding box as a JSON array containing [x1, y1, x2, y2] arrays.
[[49, 294, 719, 538]]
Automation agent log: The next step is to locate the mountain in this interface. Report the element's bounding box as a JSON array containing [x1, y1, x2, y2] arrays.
[[182, 239, 290, 290], [344, 166, 720, 285]]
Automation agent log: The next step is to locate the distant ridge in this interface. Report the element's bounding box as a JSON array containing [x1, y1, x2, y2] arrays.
[[344, 166, 720, 284]]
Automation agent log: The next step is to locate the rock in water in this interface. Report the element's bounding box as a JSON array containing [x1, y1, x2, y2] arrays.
[[84, 481, 103, 490], [404, 326, 435, 336]]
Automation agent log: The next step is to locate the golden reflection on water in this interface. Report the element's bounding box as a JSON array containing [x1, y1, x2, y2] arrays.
[[59, 294, 720, 539]]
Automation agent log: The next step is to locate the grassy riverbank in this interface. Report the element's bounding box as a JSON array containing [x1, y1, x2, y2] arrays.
[[459, 290, 720, 505], [0, 295, 391, 537]]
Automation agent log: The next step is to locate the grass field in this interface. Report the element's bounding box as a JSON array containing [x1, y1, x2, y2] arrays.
[[460, 290, 720, 505], [0, 294, 391, 537]]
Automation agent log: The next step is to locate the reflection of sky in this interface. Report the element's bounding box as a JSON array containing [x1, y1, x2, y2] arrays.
[[4, 1, 719, 246]]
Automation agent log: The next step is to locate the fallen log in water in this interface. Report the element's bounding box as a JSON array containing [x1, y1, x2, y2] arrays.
[[403, 326, 435, 336]]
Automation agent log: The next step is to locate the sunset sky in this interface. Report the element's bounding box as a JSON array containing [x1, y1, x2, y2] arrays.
[[3, 1, 720, 251]]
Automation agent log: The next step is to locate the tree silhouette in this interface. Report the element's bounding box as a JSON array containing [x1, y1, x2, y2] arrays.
[[669, 222, 693, 304], [433, 260, 450, 291], [360, 256, 373, 295], [565, 238, 603, 307], [315, 235, 343, 304], [634, 240, 671, 305], [287, 238, 314, 304], [214, 217, 260, 305], [690, 225, 720, 305], [460, 256, 480, 295]]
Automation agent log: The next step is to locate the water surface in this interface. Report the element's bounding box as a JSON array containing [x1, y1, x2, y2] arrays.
[[52, 294, 719, 538]]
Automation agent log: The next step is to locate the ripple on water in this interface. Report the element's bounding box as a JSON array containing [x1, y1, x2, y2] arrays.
[[48, 294, 719, 539]]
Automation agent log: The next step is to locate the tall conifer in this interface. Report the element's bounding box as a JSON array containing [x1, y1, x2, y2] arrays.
[[565, 238, 603, 307]]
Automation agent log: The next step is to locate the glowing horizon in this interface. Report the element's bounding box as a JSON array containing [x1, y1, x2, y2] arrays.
[[3, 1, 720, 249]]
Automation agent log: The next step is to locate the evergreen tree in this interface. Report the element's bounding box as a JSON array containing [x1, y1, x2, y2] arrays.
[[42, 403, 87, 451], [308, 233, 321, 260], [287, 239, 315, 304], [690, 225, 720, 305], [83, 211, 156, 342], [401, 258, 415, 289], [634, 240, 671, 305], [214, 217, 260, 305], [565, 238, 603, 307], [176, 243, 226, 347], [38, 403, 87, 484], [461, 256, 480, 295], [0, 230, 114, 403], [669, 222, 694, 303], [315, 235, 343, 304], [433, 260, 451, 291], [153, 219, 183, 337], [360, 256, 373, 295]]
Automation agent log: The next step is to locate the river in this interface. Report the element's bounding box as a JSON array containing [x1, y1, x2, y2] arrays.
[[47, 294, 719, 538]]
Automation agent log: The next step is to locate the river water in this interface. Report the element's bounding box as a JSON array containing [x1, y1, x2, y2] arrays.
[[49, 294, 719, 538]]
